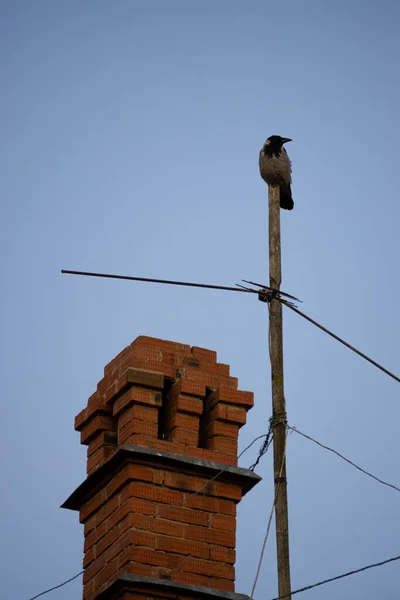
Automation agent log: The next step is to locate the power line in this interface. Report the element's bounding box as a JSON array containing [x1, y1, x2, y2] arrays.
[[281, 300, 400, 384], [62, 269, 400, 384], [249, 417, 274, 471], [288, 426, 400, 494], [28, 570, 83, 600], [249, 426, 400, 599], [269, 554, 400, 600], [251, 431, 288, 599], [27, 432, 267, 600], [61, 269, 254, 294], [61, 269, 298, 301]]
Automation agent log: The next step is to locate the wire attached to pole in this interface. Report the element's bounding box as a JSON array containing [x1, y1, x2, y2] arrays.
[[61, 269, 297, 300], [288, 425, 400, 493], [270, 554, 400, 600], [280, 300, 400, 384], [251, 430, 289, 599]]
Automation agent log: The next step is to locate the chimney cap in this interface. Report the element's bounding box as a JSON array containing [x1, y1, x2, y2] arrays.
[[96, 573, 252, 600], [62, 444, 261, 511]]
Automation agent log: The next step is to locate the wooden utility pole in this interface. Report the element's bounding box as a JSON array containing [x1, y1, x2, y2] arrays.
[[269, 184, 291, 600]]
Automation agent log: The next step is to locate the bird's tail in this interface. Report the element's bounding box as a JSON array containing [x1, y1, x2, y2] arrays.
[[280, 184, 294, 210]]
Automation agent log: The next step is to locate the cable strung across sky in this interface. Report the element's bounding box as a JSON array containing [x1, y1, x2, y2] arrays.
[[61, 269, 400, 384]]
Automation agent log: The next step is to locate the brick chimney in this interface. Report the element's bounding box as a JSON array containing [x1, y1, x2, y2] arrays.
[[62, 336, 260, 600]]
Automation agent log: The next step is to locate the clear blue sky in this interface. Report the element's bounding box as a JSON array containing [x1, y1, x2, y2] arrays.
[[1, 1, 399, 599]]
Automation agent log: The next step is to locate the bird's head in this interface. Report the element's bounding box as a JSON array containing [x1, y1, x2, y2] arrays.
[[265, 135, 292, 148], [262, 135, 292, 158]]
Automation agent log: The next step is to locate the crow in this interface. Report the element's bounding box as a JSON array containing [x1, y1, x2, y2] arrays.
[[259, 135, 294, 210]]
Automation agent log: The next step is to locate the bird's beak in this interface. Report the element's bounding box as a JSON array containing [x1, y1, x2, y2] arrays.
[[282, 138, 292, 144]]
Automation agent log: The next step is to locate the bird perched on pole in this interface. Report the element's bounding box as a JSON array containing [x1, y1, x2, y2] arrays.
[[259, 135, 294, 210]]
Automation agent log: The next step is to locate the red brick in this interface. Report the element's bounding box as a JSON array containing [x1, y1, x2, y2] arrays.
[[165, 413, 199, 432], [190, 347, 217, 362], [209, 437, 238, 455], [207, 422, 239, 438], [170, 379, 206, 398], [106, 502, 131, 531], [95, 526, 122, 558], [105, 464, 153, 498], [207, 404, 227, 422], [215, 481, 242, 502], [96, 527, 155, 560], [75, 407, 88, 431], [130, 547, 169, 567], [156, 536, 209, 559], [123, 358, 176, 379], [84, 521, 107, 552], [119, 560, 157, 579], [167, 395, 203, 416], [214, 363, 230, 376], [151, 438, 187, 454], [118, 433, 154, 448], [104, 345, 131, 375], [173, 571, 209, 587], [185, 525, 235, 547], [83, 547, 95, 568], [119, 404, 158, 426], [126, 513, 184, 538], [99, 381, 118, 404], [212, 515, 236, 531], [118, 348, 161, 374], [87, 431, 117, 457], [118, 419, 158, 443], [113, 387, 162, 415], [183, 557, 235, 579], [166, 553, 184, 570], [209, 404, 247, 426], [80, 414, 116, 445], [95, 555, 120, 590], [160, 506, 209, 527], [194, 362, 231, 377], [152, 470, 164, 485], [116, 494, 155, 516], [164, 471, 217, 496], [169, 428, 198, 446], [210, 388, 254, 408], [120, 481, 183, 506], [99, 529, 132, 564], [133, 336, 190, 356], [79, 490, 106, 523], [87, 445, 115, 475], [180, 367, 238, 391], [226, 405, 247, 425], [82, 578, 95, 600], [185, 495, 236, 516], [185, 446, 237, 466], [94, 495, 120, 525], [124, 435, 186, 455], [155, 567, 172, 580], [125, 368, 165, 390], [119, 349, 155, 375], [119, 521, 156, 548], [87, 391, 110, 414], [211, 578, 235, 591], [84, 515, 96, 536], [210, 547, 236, 564], [104, 373, 157, 406], [83, 559, 100, 585]]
